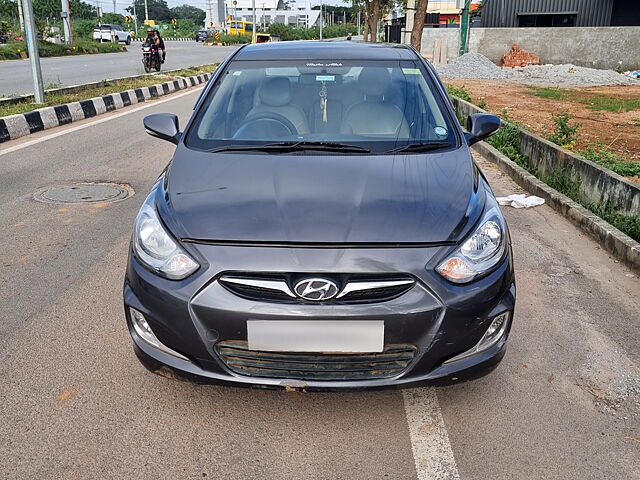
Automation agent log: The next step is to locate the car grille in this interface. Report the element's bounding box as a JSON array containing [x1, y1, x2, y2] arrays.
[[215, 341, 417, 381], [218, 273, 415, 304]]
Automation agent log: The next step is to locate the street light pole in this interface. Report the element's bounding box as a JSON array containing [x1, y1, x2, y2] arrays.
[[61, 0, 73, 45], [16, 0, 25, 32], [251, 0, 256, 43], [144, 0, 149, 22], [319, 1, 323, 40], [21, 0, 45, 103], [132, 1, 138, 34]]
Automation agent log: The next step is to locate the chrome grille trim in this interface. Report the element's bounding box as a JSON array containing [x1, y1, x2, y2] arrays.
[[219, 276, 296, 298], [335, 279, 415, 298]]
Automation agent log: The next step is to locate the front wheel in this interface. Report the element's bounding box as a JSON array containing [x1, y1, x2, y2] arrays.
[[126, 36, 131, 45], [143, 57, 151, 73]]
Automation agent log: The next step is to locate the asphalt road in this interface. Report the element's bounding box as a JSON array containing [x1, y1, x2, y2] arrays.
[[0, 87, 638, 479], [0, 41, 238, 96]]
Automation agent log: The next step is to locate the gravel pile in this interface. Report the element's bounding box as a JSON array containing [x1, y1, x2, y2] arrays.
[[437, 53, 508, 80], [507, 63, 638, 86]]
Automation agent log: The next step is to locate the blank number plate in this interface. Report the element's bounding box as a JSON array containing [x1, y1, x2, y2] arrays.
[[247, 320, 384, 353]]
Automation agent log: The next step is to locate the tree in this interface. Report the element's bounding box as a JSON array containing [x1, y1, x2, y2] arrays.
[[410, 0, 428, 50], [0, 0, 18, 21], [170, 4, 206, 26], [126, 0, 172, 22]]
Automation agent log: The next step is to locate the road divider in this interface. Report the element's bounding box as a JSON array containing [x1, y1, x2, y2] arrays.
[[0, 72, 212, 144]]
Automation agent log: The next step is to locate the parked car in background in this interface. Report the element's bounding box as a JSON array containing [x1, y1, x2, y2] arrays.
[[195, 30, 210, 42], [93, 24, 131, 44]]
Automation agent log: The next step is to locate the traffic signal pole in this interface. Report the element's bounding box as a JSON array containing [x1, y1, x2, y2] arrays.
[[21, 0, 45, 103]]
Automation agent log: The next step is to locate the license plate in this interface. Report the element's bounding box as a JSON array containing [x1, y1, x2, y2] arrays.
[[247, 320, 384, 353]]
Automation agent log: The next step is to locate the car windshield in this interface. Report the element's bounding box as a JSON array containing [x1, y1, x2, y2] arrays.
[[185, 59, 457, 154]]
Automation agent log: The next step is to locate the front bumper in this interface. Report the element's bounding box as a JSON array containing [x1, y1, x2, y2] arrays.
[[124, 243, 515, 390]]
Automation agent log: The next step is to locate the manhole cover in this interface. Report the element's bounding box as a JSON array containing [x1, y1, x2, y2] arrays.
[[34, 183, 133, 204]]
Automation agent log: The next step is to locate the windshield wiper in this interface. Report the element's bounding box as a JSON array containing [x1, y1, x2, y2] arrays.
[[211, 141, 371, 153], [385, 142, 452, 154]]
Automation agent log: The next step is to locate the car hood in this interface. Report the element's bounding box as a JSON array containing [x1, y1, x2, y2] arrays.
[[161, 146, 485, 245]]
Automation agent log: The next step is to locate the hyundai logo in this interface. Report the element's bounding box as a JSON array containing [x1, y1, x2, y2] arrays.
[[293, 278, 339, 301]]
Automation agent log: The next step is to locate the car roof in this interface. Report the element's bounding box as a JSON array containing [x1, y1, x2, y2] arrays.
[[233, 41, 418, 61]]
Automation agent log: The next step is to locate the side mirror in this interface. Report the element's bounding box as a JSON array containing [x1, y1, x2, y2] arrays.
[[144, 113, 181, 144], [465, 113, 501, 146]]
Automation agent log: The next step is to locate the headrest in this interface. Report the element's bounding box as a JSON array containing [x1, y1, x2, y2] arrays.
[[259, 77, 292, 107], [359, 68, 391, 99]]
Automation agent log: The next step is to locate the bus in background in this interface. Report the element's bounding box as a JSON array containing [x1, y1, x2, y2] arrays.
[[229, 20, 255, 36]]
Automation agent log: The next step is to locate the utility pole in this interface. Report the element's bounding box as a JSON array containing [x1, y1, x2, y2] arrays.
[[21, 0, 45, 103], [251, 0, 256, 43], [319, 1, 323, 40], [144, 0, 149, 22], [16, 0, 25, 32], [357, 10, 360, 36], [207, 0, 213, 28], [61, 0, 73, 45], [458, 0, 471, 56]]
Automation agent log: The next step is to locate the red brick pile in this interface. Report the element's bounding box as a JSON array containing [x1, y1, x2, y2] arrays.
[[502, 44, 541, 68]]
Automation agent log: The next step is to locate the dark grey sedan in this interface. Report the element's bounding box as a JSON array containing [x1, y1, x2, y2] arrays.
[[124, 41, 514, 389]]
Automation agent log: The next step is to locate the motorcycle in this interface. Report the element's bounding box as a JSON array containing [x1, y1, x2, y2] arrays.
[[141, 42, 161, 73]]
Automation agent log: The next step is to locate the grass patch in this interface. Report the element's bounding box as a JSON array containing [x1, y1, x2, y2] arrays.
[[486, 111, 529, 168], [579, 146, 640, 179], [0, 39, 126, 61], [579, 96, 640, 113], [541, 171, 640, 241], [527, 86, 567, 100], [525, 86, 640, 113], [0, 63, 218, 117], [446, 85, 472, 103]]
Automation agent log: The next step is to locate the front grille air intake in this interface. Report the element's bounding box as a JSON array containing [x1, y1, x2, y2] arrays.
[[215, 340, 417, 381]]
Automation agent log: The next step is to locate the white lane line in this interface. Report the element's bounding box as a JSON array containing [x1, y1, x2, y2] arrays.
[[402, 387, 460, 480], [0, 87, 203, 157]]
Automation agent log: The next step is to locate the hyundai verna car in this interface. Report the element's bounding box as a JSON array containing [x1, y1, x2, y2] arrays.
[[124, 41, 514, 389]]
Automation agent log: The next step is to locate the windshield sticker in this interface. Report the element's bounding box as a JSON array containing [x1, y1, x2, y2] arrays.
[[232, 71, 242, 76], [316, 75, 335, 82], [402, 68, 421, 75], [434, 126, 448, 137], [306, 62, 343, 67]]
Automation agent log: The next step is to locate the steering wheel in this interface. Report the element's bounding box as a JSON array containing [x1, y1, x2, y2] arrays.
[[233, 111, 299, 139]]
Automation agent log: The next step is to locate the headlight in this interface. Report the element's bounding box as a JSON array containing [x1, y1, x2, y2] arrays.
[[436, 205, 507, 283], [133, 195, 199, 280]]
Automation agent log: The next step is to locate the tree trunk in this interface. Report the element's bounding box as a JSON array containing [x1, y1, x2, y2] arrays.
[[410, 0, 429, 51], [363, 20, 370, 42], [369, 1, 380, 42]]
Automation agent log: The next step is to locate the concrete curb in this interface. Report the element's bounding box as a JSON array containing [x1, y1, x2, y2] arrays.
[[474, 140, 640, 272], [0, 73, 211, 144]]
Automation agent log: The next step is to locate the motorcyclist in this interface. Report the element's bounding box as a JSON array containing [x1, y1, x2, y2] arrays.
[[144, 28, 166, 63]]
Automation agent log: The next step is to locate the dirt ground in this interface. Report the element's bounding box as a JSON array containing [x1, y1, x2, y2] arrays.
[[444, 79, 640, 162]]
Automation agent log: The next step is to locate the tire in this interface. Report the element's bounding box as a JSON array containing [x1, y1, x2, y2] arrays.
[[115, 36, 119, 43], [155, 61, 161, 72], [143, 58, 151, 73], [126, 36, 131, 45]]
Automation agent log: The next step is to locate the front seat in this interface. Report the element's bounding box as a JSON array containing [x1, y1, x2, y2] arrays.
[[340, 68, 410, 138], [246, 77, 310, 134]]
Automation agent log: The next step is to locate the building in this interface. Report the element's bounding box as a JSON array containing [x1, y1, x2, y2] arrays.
[[427, 1, 481, 25], [205, 0, 321, 31], [481, 0, 639, 27]]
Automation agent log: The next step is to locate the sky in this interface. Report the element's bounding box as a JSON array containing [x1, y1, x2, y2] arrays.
[[110, 0, 348, 15]]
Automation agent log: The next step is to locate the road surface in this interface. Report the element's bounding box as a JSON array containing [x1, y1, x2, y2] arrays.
[[0, 86, 638, 479], [0, 41, 238, 96]]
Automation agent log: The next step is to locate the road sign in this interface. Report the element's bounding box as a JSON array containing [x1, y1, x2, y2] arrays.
[[124, 15, 132, 23], [171, 18, 177, 25]]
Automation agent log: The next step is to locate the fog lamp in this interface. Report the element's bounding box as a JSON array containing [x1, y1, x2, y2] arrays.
[[443, 312, 511, 364], [129, 308, 190, 361]]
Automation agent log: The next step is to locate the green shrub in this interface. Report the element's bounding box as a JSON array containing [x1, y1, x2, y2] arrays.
[[486, 111, 529, 168], [446, 85, 472, 103], [0, 39, 125, 61], [546, 112, 581, 148]]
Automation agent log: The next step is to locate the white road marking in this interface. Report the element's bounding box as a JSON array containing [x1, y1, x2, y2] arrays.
[[402, 387, 460, 480], [0, 87, 203, 157]]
